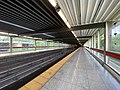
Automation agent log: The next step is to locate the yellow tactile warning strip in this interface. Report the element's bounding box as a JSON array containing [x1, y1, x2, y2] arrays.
[[19, 48, 79, 90]]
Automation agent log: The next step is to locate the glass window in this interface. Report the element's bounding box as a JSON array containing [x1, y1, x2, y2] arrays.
[[12, 37, 35, 52], [111, 23, 120, 53], [100, 34, 104, 50], [47, 41, 53, 46], [40, 40, 46, 46], [0, 35, 10, 53], [96, 35, 98, 48]]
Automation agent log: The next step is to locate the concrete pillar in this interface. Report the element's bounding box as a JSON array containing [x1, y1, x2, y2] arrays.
[[105, 22, 112, 64], [10, 36, 12, 53]]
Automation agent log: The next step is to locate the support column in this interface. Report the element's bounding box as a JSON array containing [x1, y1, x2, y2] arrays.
[[91, 36, 94, 53], [94, 34, 96, 54], [35, 40, 37, 51], [105, 22, 112, 64], [10, 36, 12, 53], [46, 41, 48, 49], [89, 39, 91, 51], [97, 30, 100, 57], [89, 39, 91, 48], [94, 34, 96, 48], [98, 31, 100, 49], [92, 36, 94, 48]]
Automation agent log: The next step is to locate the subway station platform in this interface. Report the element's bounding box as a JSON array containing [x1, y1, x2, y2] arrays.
[[41, 48, 120, 90]]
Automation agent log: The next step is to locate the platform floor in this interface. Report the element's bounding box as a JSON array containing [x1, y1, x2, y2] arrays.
[[41, 48, 120, 90]]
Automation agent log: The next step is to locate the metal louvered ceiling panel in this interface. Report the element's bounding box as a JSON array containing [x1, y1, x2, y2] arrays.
[[0, 0, 63, 31], [57, 0, 120, 44], [0, 0, 78, 45]]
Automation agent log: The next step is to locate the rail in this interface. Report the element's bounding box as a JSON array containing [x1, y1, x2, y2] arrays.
[[86, 47, 120, 60]]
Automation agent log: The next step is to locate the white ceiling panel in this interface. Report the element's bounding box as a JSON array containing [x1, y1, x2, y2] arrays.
[[56, 0, 120, 42]]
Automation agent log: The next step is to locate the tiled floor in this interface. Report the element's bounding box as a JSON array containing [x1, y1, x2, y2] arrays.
[[41, 48, 120, 90]]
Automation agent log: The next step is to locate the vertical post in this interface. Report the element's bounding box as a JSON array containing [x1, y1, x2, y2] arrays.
[[10, 36, 12, 53], [104, 22, 106, 63], [35, 39, 37, 51], [89, 39, 91, 51], [94, 34, 96, 54], [98, 31, 100, 49], [92, 36, 94, 48], [89, 38, 92, 48], [94, 34, 96, 48], [91, 36, 94, 53], [46, 41, 48, 49], [89, 38, 92, 52], [106, 22, 112, 64], [97, 30, 100, 57]]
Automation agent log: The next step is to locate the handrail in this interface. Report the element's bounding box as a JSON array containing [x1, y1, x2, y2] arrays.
[[87, 48, 120, 60]]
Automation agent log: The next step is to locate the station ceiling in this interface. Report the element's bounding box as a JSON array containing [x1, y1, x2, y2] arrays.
[[0, 0, 120, 45], [57, 0, 120, 44]]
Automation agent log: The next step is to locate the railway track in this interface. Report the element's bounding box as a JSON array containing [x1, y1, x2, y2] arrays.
[[0, 48, 74, 89]]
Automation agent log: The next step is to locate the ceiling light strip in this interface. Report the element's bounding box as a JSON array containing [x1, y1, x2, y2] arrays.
[[57, 0, 73, 25], [0, 20, 34, 31], [42, 33, 55, 38], [48, 0, 57, 7], [32, 0, 60, 27]]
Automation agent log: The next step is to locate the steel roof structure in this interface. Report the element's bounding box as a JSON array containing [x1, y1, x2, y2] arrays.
[[0, 0, 120, 45]]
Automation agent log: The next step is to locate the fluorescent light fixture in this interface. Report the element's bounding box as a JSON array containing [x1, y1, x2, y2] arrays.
[[58, 10, 71, 28], [26, 36, 33, 39], [57, 7, 79, 43], [0, 31, 8, 35], [48, 0, 57, 7], [23, 36, 33, 38], [46, 39, 53, 41], [58, 10, 67, 23], [0, 20, 35, 31], [9, 33, 18, 36], [34, 37, 42, 40], [34, 38, 39, 39], [66, 22, 71, 28], [42, 33, 55, 38], [77, 38, 79, 41], [23, 36, 27, 38], [71, 31, 77, 37]]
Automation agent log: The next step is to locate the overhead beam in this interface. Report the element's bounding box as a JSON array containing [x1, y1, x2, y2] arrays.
[[45, 36, 92, 40], [36, 0, 67, 27], [71, 22, 105, 31], [20, 22, 105, 35], [19, 27, 69, 35]]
